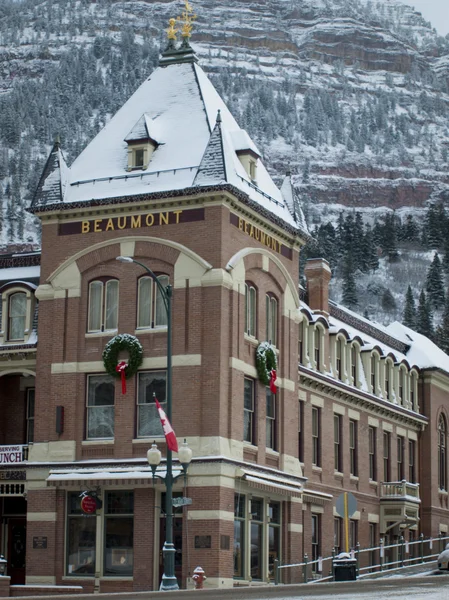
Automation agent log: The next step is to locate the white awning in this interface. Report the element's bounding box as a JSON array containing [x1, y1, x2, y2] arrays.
[[47, 468, 181, 487], [236, 468, 303, 498]]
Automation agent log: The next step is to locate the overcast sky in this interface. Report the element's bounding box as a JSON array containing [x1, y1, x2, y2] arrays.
[[408, 0, 449, 36]]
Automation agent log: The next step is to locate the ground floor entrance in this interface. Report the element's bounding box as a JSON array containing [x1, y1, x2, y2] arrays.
[[1, 496, 27, 585]]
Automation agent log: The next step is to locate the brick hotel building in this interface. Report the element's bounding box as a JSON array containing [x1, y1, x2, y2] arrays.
[[0, 36, 449, 594]]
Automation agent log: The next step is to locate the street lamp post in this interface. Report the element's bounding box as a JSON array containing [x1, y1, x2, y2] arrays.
[[116, 256, 185, 591]]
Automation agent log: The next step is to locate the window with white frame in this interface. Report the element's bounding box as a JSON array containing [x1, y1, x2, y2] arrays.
[[88, 279, 118, 333], [244, 378, 255, 444], [383, 431, 391, 482], [369, 426, 377, 481], [137, 274, 169, 329], [137, 371, 167, 438], [26, 388, 35, 444], [312, 406, 321, 466], [266, 387, 276, 451], [245, 283, 257, 337], [397, 436, 404, 480], [398, 368, 405, 404], [336, 338, 344, 380], [409, 440, 416, 483], [266, 294, 278, 346], [311, 513, 321, 571], [351, 345, 358, 385], [350, 420, 358, 476], [334, 414, 342, 472], [8, 292, 27, 341], [371, 353, 377, 395], [314, 328, 321, 370], [438, 414, 447, 491], [0, 285, 35, 345], [86, 375, 115, 439], [384, 361, 391, 400]]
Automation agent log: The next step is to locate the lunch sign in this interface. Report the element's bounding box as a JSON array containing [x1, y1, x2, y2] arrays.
[[0, 445, 26, 464]]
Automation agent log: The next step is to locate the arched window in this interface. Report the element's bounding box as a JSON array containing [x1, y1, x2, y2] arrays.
[[371, 354, 377, 395], [384, 361, 391, 400], [8, 292, 27, 341], [336, 338, 344, 380], [314, 327, 321, 371], [266, 294, 278, 346], [439, 415, 447, 491], [245, 282, 257, 337], [88, 279, 119, 333], [398, 368, 405, 405], [137, 274, 169, 329]]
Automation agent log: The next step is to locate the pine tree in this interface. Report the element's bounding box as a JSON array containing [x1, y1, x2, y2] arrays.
[[426, 253, 445, 309], [436, 293, 449, 354], [416, 289, 434, 340], [382, 289, 397, 315], [342, 256, 358, 309], [402, 285, 417, 329]]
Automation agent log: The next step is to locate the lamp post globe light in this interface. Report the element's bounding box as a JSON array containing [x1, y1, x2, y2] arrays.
[[116, 256, 192, 591]]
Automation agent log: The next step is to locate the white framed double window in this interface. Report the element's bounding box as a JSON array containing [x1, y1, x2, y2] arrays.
[[137, 274, 169, 329], [86, 374, 115, 440], [88, 279, 119, 333], [137, 371, 167, 438]]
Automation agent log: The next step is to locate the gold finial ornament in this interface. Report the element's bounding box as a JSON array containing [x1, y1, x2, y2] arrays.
[[167, 18, 178, 41], [178, 0, 196, 39]]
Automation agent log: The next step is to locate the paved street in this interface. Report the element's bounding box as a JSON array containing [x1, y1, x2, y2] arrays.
[[10, 575, 449, 600]]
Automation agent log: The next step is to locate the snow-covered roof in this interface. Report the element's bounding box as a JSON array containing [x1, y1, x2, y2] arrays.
[[31, 51, 298, 230], [0, 266, 40, 282], [388, 322, 449, 375]]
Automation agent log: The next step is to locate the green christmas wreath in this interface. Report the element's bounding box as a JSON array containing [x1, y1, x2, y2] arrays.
[[256, 342, 277, 386], [102, 334, 143, 379]]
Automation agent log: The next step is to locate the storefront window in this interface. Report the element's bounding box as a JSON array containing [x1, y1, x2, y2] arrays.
[[268, 502, 281, 580], [104, 491, 134, 576], [234, 494, 245, 578], [250, 498, 263, 580], [66, 493, 96, 576]]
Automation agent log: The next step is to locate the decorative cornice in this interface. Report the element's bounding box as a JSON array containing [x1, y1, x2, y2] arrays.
[[0, 253, 41, 269], [300, 366, 427, 429]]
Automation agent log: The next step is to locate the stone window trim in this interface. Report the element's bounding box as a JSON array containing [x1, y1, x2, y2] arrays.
[[0, 283, 36, 345], [244, 281, 257, 338], [309, 323, 325, 373], [265, 293, 278, 348], [87, 277, 119, 334]]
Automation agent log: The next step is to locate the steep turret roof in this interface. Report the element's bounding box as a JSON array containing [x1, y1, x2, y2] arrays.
[[31, 50, 301, 231]]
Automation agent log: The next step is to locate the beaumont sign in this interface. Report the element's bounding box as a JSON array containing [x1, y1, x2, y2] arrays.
[[58, 208, 205, 236], [230, 213, 293, 260], [0, 446, 25, 464]]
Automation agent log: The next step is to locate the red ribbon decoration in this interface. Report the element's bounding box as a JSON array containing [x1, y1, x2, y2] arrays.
[[270, 369, 277, 394], [116, 361, 127, 395]]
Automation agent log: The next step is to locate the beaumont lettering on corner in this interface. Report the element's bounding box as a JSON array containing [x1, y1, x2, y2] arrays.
[[58, 208, 205, 236], [230, 213, 293, 260]]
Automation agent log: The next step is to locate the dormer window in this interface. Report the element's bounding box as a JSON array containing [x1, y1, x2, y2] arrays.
[[125, 114, 160, 172], [231, 130, 261, 184]]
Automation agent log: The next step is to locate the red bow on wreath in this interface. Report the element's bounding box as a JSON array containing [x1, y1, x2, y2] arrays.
[[270, 369, 277, 394], [116, 361, 128, 395]]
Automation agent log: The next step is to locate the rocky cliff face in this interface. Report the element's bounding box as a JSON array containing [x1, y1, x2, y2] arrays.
[[0, 0, 449, 251]]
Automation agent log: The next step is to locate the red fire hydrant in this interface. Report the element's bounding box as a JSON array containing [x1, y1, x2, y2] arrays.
[[192, 566, 207, 589]]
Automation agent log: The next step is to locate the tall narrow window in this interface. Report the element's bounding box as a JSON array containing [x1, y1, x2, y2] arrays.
[[137, 371, 167, 438], [409, 440, 416, 483], [298, 401, 304, 463], [104, 491, 134, 576], [369, 426, 377, 481], [399, 369, 405, 404], [268, 502, 281, 580], [311, 514, 321, 571], [397, 436, 404, 480], [244, 378, 255, 444], [314, 328, 321, 370], [350, 520, 358, 550], [334, 414, 342, 472], [350, 420, 358, 476], [88, 279, 118, 333], [86, 375, 115, 439], [383, 432, 391, 482], [266, 294, 278, 346], [234, 494, 245, 578], [8, 292, 27, 341], [312, 407, 321, 467], [371, 355, 377, 394], [26, 388, 35, 444], [351, 345, 358, 385], [438, 415, 447, 491], [250, 498, 263, 580], [410, 374, 416, 408], [137, 274, 169, 329], [336, 339, 343, 380], [266, 388, 277, 451], [298, 322, 304, 364], [385, 362, 390, 400], [67, 492, 96, 576], [334, 518, 342, 554], [245, 283, 257, 337]]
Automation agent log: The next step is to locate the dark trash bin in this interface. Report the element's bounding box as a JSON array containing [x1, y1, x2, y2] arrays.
[[333, 552, 357, 581]]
